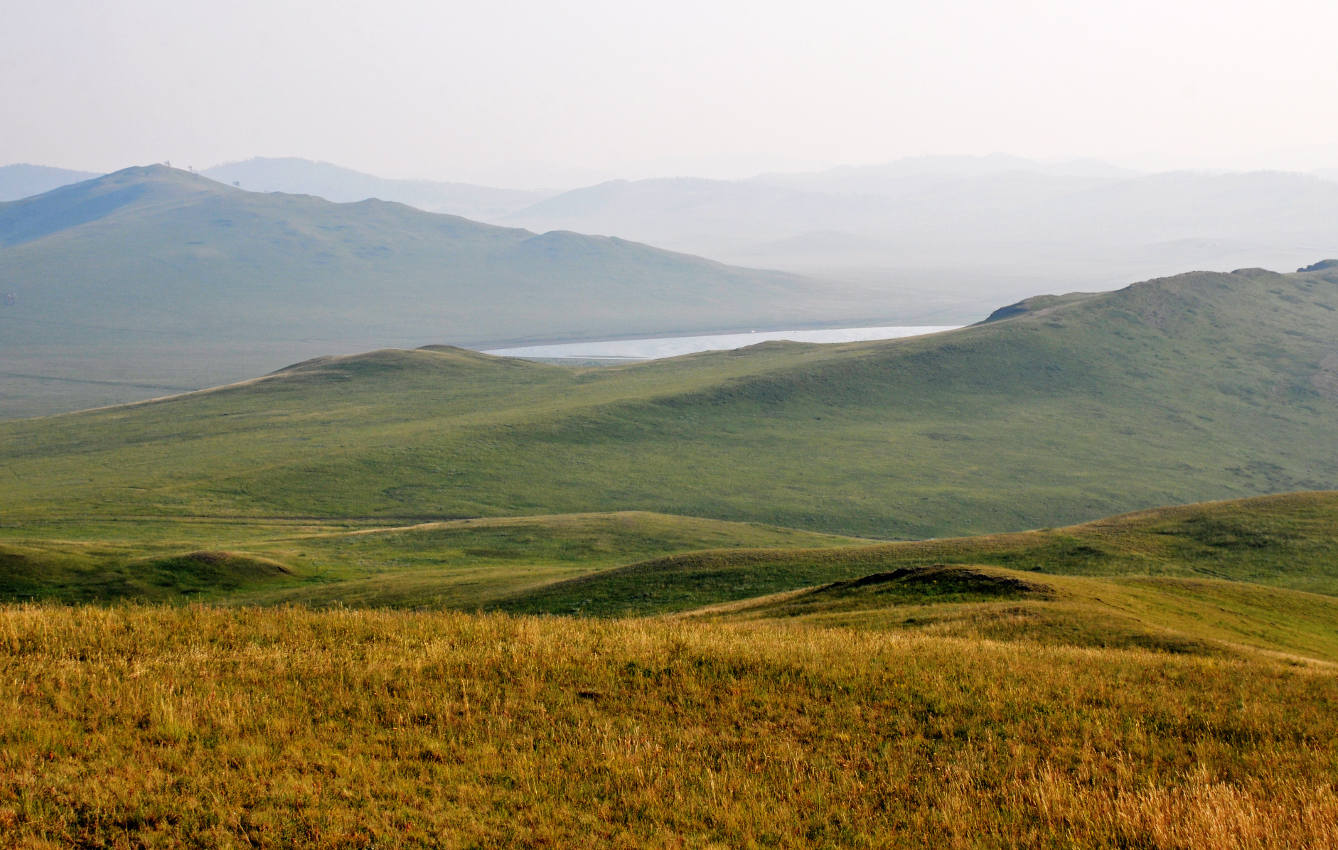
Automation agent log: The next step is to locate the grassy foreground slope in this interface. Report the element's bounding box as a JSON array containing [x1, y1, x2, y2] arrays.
[[4, 265, 1337, 539], [2, 606, 1335, 849]]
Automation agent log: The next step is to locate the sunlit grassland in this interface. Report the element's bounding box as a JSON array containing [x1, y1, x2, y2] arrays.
[[5, 493, 1338, 668], [1, 605, 1335, 849]]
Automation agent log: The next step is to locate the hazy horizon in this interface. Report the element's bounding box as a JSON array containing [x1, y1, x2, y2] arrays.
[[6, 1, 1338, 189], [6, 153, 1338, 197]]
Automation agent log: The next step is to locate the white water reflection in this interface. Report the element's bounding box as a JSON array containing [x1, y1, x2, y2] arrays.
[[485, 325, 961, 361]]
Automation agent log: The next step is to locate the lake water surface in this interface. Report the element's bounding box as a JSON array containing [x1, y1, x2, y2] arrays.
[[484, 325, 962, 361]]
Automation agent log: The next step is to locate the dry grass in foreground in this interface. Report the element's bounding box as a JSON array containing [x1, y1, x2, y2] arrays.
[[1, 605, 1336, 848]]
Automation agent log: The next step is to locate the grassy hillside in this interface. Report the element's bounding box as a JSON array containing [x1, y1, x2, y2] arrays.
[[0, 511, 860, 607], [499, 492, 1338, 616], [2, 605, 1335, 848], [0, 165, 879, 417], [3, 266, 1338, 539], [4, 488, 1338, 663]]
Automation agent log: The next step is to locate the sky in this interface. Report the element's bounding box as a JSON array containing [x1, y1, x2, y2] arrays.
[[4, 0, 1338, 187]]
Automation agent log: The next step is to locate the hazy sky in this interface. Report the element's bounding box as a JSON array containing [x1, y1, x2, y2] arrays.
[[5, 0, 1338, 187]]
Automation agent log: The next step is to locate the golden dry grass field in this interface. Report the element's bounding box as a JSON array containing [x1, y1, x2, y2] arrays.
[[2, 605, 1336, 848]]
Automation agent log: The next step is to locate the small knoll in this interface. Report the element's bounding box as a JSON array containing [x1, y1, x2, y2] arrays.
[[700, 561, 1338, 663], [141, 550, 293, 591], [709, 565, 1058, 621], [812, 565, 1054, 600]]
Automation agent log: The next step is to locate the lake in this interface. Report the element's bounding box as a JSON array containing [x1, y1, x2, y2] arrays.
[[484, 325, 962, 361]]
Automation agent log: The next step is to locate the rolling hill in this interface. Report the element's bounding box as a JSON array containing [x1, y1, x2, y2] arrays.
[[0, 511, 860, 608], [0, 165, 888, 418], [3, 264, 1337, 541], [5, 483, 1338, 663], [497, 491, 1338, 614]]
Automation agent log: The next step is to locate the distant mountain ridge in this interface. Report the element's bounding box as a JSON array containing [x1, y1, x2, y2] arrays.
[[202, 157, 551, 221], [8, 156, 1335, 302], [504, 161, 1338, 306], [506, 165, 1338, 251], [749, 153, 1138, 190]]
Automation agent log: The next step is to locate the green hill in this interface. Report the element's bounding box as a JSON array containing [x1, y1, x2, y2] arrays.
[[4, 265, 1338, 539], [5, 490, 1338, 661], [495, 492, 1338, 615], [0, 165, 880, 417], [481, 493, 1338, 663]]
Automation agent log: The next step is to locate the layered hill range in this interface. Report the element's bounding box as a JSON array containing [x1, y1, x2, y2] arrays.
[[4, 263, 1337, 540], [0, 166, 892, 418], [15, 154, 1338, 330], [5, 263, 1338, 663]]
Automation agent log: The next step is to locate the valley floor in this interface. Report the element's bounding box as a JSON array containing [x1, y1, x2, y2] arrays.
[[2, 605, 1336, 849]]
